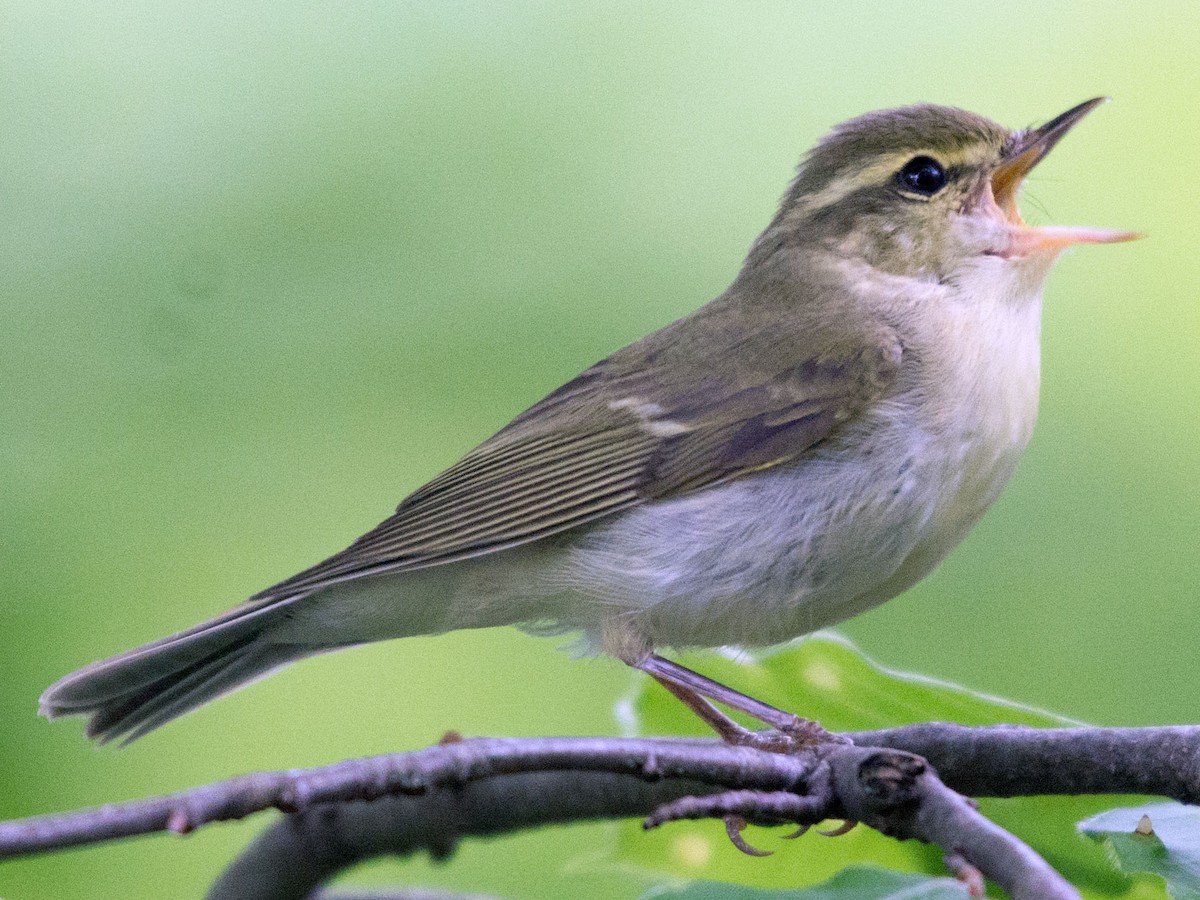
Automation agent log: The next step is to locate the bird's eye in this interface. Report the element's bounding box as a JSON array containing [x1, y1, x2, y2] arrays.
[[897, 156, 947, 196]]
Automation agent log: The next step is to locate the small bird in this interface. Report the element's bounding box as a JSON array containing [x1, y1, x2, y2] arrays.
[[41, 99, 1138, 745]]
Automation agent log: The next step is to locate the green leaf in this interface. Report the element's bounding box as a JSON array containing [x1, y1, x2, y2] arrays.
[[1080, 803, 1200, 898], [622, 632, 1078, 737], [642, 866, 968, 899], [614, 634, 1157, 899]]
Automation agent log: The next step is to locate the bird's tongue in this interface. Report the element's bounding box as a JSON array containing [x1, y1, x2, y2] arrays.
[[1004, 224, 1142, 258]]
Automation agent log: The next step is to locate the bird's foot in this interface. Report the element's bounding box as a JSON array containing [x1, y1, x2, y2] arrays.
[[717, 716, 847, 754], [734, 717, 848, 754], [644, 789, 859, 856]]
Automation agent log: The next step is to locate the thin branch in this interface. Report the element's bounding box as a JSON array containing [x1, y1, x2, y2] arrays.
[[2, 739, 787, 859], [207, 770, 719, 900], [212, 740, 1081, 900], [210, 741, 1078, 900], [642, 745, 1077, 900], [6, 725, 1198, 860], [4, 725, 1200, 899], [0, 737, 794, 858], [830, 749, 1075, 900], [850, 723, 1200, 801]]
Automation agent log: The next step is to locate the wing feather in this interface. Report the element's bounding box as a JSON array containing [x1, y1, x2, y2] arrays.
[[249, 321, 901, 604]]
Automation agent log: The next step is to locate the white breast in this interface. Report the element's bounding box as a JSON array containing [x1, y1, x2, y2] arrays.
[[873, 261, 1044, 598]]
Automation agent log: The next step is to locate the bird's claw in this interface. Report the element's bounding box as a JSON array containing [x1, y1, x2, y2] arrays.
[[816, 819, 858, 837], [724, 815, 773, 857]]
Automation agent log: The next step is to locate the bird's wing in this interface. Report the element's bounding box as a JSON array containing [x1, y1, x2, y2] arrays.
[[249, 328, 901, 603]]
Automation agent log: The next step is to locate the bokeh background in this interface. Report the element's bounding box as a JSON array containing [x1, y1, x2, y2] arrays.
[[2, 1, 1198, 897]]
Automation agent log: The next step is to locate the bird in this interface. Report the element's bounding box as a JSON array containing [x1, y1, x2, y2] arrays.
[[41, 98, 1139, 745]]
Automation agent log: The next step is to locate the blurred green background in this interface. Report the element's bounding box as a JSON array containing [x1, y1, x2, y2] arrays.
[[2, 1, 1197, 897]]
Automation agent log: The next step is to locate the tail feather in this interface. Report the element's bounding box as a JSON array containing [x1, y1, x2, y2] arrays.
[[40, 600, 304, 745]]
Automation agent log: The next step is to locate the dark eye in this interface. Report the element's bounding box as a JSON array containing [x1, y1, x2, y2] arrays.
[[897, 156, 947, 196]]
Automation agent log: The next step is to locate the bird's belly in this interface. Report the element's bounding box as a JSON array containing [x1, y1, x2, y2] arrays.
[[547, 395, 1033, 651], [546, 432, 937, 648], [860, 423, 1028, 607]]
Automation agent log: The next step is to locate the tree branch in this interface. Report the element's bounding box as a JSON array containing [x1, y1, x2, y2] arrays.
[[851, 723, 1200, 801], [4, 725, 1199, 899], [209, 769, 718, 900]]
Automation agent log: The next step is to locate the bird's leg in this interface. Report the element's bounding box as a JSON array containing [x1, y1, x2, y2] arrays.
[[639, 653, 802, 731], [635, 654, 842, 748], [643, 668, 760, 745]]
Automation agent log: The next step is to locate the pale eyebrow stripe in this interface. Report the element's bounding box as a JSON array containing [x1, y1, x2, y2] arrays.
[[794, 146, 980, 215]]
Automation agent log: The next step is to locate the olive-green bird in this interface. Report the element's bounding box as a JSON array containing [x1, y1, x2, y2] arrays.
[[42, 99, 1138, 744]]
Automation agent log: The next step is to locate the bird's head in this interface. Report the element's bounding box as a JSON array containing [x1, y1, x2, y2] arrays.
[[758, 99, 1139, 286]]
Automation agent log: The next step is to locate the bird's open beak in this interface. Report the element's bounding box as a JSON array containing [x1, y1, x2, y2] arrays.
[[990, 97, 1141, 257]]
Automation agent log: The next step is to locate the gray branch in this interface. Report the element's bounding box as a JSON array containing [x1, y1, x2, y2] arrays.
[[4, 726, 1200, 900], [852, 723, 1200, 801]]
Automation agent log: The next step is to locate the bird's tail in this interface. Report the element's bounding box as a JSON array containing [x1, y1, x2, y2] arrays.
[[39, 600, 307, 745]]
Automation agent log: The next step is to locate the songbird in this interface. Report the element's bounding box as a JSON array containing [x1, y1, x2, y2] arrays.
[[41, 99, 1138, 745]]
